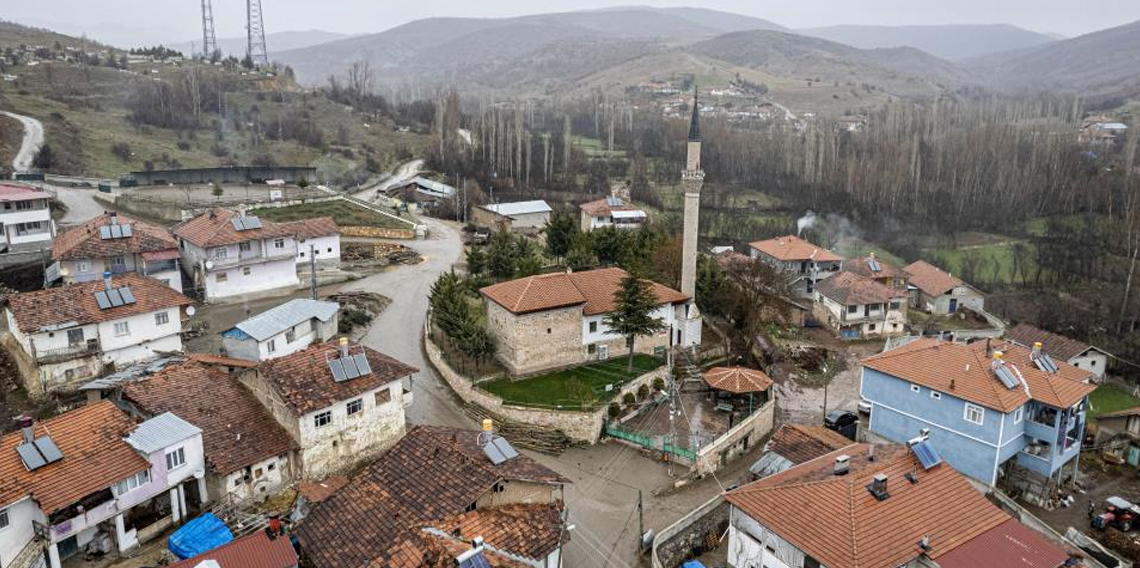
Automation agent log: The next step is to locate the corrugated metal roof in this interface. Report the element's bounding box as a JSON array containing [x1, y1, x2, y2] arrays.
[[126, 412, 202, 454], [79, 356, 188, 391], [482, 200, 552, 217], [410, 177, 455, 197], [232, 299, 339, 342]]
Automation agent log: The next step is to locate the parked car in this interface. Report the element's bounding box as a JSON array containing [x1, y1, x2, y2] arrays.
[[825, 410, 859, 441]]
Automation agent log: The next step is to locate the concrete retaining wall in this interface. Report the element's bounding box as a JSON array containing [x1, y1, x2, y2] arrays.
[[651, 495, 729, 568], [695, 399, 776, 475], [425, 331, 666, 444]]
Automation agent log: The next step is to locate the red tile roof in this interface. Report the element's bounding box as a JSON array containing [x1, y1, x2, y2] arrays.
[[426, 502, 567, 561], [122, 360, 297, 475], [280, 217, 339, 239], [167, 529, 299, 568], [187, 353, 258, 369], [704, 366, 773, 393], [296, 425, 568, 568], [1007, 323, 1097, 361], [258, 339, 418, 415], [935, 518, 1069, 568], [862, 339, 1096, 413], [904, 260, 970, 296], [765, 424, 854, 465], [0, 401, 148, 513], [480, 267, 688, 315], [747, 235, 842, 262], [298, 476, 349, 503], [726, 444, 1013, 568], [173, 209, 305, 248], [816, 271, 907, 306], [841, 254, 903, 281], [0, 182, 51, 202], [6, 273, 193, 333], [52, 213, 178, 261]]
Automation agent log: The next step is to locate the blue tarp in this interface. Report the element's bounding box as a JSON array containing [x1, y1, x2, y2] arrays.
[[681, 562, 706, 568], [168, 513, 234, 559]]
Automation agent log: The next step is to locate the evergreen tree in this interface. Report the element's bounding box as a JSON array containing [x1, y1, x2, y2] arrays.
[[487, 228, 518, 280], [466, 247, 487, 276], [545, 211, 577, 260], [604, 272, 666, 371], [566, 232, 598, 271]]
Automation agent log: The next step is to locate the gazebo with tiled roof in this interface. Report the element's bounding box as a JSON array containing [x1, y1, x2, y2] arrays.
[[704, 366, 773, 415]]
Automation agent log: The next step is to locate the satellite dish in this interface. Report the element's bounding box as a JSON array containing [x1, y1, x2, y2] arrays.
[[186, 306, 197, 316], [205, 260, 214, 270]]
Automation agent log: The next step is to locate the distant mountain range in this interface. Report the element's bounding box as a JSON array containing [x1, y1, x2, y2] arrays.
[[797, 24, 1058, 62], [166, 30, 351, 59]]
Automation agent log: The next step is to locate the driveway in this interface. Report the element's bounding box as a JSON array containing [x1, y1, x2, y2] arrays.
[[1, 110, 43, 173]]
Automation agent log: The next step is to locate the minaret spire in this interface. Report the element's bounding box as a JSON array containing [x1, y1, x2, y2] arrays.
[[678, 86, 705, 350], [688, 87, 701, 141]]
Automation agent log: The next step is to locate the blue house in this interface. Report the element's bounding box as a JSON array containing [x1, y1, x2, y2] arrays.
[[860, 338, 1095, 493]]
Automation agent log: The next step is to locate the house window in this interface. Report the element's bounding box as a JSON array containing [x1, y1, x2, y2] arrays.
[[1014, 407, 1024, 424], [274, 238, 285, 249], [15, 201, 34, 210], [804, 557, 821, 568], [113, 321, 130, 337], [67, 328, 84, 345], [115, 469, 151, 494], [242, 266, 252, 276], [868, 323, 877, 331], [0, 507, 8, 530], [847, 305, 859, 314], [910, 384, 920, 393], [267, 462, 275, 471], [77, 260, 92, 273], [310, 319, 318, 333], [930, 391, 941, 400], [375, 389, 392, 406], [214, 247, 228, 259], [254, 467, 264, 479], [286, 329, 296, 343], [889, 301, 900, 310], [313, 411, 332, 428], [112, 256, 127, 268], [347, 398, 363, 415], [165, 447, 186, 470], [216, 271, 228, 283], [267, 339, 276, 353], [239, 242, 251, 252], [589, 321, 598, 333], [588, 344, 596, 354], [964, 403, 985, 425], [154, 311, 170, 326], [547, 328, 552, 334], [327, 247, 333, 253]]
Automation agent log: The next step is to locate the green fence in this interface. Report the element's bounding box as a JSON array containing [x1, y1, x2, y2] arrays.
[[605, 423, 697, 461]]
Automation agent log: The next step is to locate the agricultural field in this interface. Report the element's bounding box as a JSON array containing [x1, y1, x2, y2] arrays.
[[1089, 383, 1140, 420], [254, 199, 411, 229], [572, 135, 626, 159]]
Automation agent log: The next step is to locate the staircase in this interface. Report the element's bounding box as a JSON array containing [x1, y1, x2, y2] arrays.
[[8, 536, 46, 568]]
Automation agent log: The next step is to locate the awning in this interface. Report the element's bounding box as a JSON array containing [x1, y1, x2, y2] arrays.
[[611, 210, 647, 220], [142, 249, 181, 261]]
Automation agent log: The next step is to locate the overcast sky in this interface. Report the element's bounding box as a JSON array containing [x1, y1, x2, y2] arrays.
[[8, 0, 1140, 47]]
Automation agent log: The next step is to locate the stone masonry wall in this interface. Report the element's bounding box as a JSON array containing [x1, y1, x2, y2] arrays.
[[652, 496, 729, 568], [486, 302, 584, 376], [695, 399, 776, 475], [339, 226, 416, 240]]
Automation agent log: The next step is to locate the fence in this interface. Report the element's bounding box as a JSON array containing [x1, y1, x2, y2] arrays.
[[605, 422, 697, 462]]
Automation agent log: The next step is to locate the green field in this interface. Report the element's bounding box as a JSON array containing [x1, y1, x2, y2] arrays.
[[1089, 383, 1140, 420], [832, 239, 906, 268], [572, 136, 627, 159], [481, 354, 663, 410], [253, 200, 410, 229]]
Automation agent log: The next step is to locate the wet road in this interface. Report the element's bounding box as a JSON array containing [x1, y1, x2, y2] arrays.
[[2, 110, 44, 172]]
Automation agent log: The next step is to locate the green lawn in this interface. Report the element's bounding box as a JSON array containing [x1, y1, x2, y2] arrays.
[[254, 200, 410, 229], [481, 354, 664, 410], [831, 239, 906, 268], [1089, 383, 1140, 420], [920, 236, 1035, 286]]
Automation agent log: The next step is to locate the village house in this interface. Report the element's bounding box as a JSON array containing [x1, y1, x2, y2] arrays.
[[471, 200, 552, 234], [0, 182, 55, 254], [860, 339, 1095, 497], [0, 402, 208, 568], [724, 442, 1074, 568], [578, 196, 648, 232], [173, 209, 338, 302], [166, 529, 298, 568], [237, 338, 418, 479], [1007, 322, 1110, 379], [222, 299, 340, 361], [287, 217, 341, 270], [749, 423, 853, 479], [815, 271, 909, 339], [120, 359, 299, 502], [904, 260, 985, 314], [3, 273, 193, 393], [480, 267, 693, 376], [1094, 407, 1140, 454], [748, 234, 843, 297], [51, 212, 183, 291], [1079, 115, 1128, 145], [840, 252, 907, 289], [295, 424, 570, 568]]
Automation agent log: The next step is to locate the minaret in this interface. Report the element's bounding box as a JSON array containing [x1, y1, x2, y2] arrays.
[[680, 88, 704, 299]]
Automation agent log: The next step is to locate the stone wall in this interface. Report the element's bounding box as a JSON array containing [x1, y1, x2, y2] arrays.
[[339, 226, 416, 240], [695, 399, 776, 475], [651, 495, 729, 568], [486, 302, 584, 376], [425, 331, 667, 444]]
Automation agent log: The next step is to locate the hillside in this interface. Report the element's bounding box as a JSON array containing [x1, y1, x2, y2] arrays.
[[0, 20, 108, 50], [967, 19, 1140, 102], [167, 30, 352, 60], [798, 24, 1056, 62], [606, 6, 787, 33]]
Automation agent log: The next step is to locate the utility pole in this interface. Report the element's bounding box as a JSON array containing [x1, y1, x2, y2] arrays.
[[636, 489, 644, 555], [200, 0, 218, 60], [309, 244, 317, 300], [246, 0, 269, 68]]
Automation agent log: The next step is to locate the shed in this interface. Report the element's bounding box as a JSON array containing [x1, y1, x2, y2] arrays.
[[222, 299, 339, 361], [471, 200, 552, 233]]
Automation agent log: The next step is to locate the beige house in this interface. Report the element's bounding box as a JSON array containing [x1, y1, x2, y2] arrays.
[[814, 271, 908, 339], [578, 196, 647, 232], [904, 260, 985, 315], [480, 268, 692, 376], [471, 200, 552, 234]]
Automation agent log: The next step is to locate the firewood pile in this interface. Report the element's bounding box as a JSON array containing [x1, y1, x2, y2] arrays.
[[342, 242, 423, 265], [462, 403, 573, 455]]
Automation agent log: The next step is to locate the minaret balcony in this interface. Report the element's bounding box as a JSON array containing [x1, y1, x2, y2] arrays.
[[682, 170, 705, 180]]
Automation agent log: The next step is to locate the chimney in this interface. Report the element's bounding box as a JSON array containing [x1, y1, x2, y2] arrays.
[[209, 209, 217, 219], [1031, 341, 1043, 358], [338, 337, 349, 358], [103, 271, 113, 291], [918, 535, 932, 552], [985, 338, 992, 355], [834, 455, 850, 476], [18, 415, 34, 444], [950, 379, 956, 390], [868, 474, 890, 501], [868, 444, 876, 462], [109, 211, 118, 225]]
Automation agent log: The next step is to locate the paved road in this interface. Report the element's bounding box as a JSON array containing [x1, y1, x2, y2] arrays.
[[351, 159, 424, 202], [2, 110, 44, 173], [45, 183, 111, 225]]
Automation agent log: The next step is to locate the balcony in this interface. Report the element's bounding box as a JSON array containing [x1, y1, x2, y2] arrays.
[[35, 340, 101, 364], [144, 260, 178, 274]]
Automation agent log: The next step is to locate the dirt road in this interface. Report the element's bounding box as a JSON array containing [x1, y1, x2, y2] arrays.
[[351, 159, 424, 203], [1, 110, 44, 173]]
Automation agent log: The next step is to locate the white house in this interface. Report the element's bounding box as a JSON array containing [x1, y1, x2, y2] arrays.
[[578, 196, 647, 232], [0, 403, 207, 568], [472, 200, 552, 233], [237, 338, 419, 479], [222, 299, 340, 361], [51, 212, 183, 291], [814, 271, 909, 340], [283, 218, 341, 270], [0, 182, 54, 254], [903, 260, 985, 315], [1007, 323, 1110, 379], [748, 235, 843, 297], [173, 209, 339, 302], [3, 273, 193, 393]]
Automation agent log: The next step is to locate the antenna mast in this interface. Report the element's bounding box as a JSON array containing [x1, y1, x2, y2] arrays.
[[246, 0, 269, 68], [201, 0, 218, 60]]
